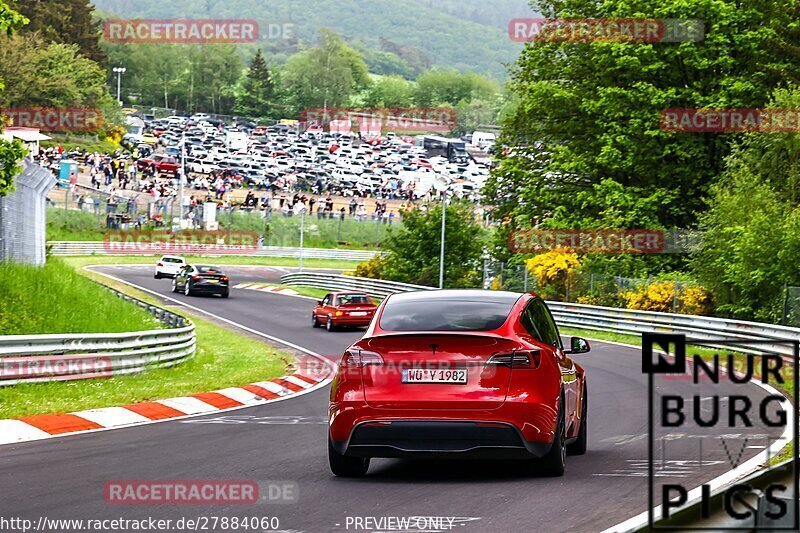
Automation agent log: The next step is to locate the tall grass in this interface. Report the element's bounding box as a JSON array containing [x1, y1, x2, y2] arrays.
[[0, 259, 162, 334]]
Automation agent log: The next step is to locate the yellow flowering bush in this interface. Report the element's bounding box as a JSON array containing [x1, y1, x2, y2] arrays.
[[621, 281, 713, 315], [525, 249, 581, 300], [679, 285, 713, 315], [621, 281, 675, 312]]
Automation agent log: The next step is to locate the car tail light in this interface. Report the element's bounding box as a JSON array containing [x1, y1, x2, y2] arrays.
[[488, 350, 541, 369], [157, 262, 163, 267], [192, 275, 201, 281], [221, 276, 229, 281], [343, 348, 384, 367]]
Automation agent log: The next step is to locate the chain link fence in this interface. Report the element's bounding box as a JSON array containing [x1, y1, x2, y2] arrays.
[[0, 160, 56, 265], [46, 185, 402, 249], [483, 261, 713, 315]]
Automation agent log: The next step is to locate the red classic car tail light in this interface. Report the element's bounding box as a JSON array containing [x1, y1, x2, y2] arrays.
[[343, 348, 384, 367], [487, 350, 541, 369]]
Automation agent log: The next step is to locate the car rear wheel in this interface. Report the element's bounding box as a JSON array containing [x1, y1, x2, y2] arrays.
[[221, 289, 229, 299], [328, 437, 369, 477], [312, 314, 320, 328], [568, 384, 588, 456], [538, 398, 566, 477], [326, 317, 336, 332], [154, 272, 161, 279]]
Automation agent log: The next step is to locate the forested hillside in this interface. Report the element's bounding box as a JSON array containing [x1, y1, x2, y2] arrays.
[[92, 0, 533, 77]]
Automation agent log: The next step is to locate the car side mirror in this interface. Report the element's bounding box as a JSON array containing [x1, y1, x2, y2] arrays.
[[565, 337, 590, 355]]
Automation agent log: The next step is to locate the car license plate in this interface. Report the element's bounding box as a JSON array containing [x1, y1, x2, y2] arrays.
[[402, 368, 467, 384], [206, 279, 219, 284], [350, 311, 367, 316]]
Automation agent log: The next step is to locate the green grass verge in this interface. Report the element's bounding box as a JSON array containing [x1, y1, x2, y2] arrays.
[[59, 255, 363, 271], [561, 326, 795, 465], [265, 285, 328, 300], [0, 259, 291, 418], [0, 258, 161, 334]]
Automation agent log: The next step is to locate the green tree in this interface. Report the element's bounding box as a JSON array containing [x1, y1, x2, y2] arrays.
[[0, 33, 114, 110], [488, 0, 800, 245], [379, 202, 486, 288], [235, 49, 275, 118], [363, 75, 413, 107], [0, 0, 28, 196], [414, 69, 499, 107], [281, 29, 370, 113], [692, 87, 800, 322], [9, 0, 105, 66]]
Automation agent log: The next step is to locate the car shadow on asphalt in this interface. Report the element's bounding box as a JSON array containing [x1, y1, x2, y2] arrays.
[[357, 454, 602, 482]]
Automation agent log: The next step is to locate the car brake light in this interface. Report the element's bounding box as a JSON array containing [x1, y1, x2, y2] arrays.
[[343, 348, 384, 367], [221, 276, 229, 281], [192, 275, 201, 281], [488, 350, 540, 368], [157, 262, 163, 267]]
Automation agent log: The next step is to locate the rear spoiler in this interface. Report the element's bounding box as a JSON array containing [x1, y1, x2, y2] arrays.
[[364, 331, 506, 341]]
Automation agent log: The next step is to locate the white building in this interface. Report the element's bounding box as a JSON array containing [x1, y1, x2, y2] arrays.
[[1, 127, 52, 157]]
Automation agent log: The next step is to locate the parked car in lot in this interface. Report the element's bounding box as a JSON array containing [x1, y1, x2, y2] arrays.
[[312, 292, 378, 331], [154, 255, 186, 279], [327, 289, 590, 477], [172, 265, 230, 298], [136, 154, 180, 176]]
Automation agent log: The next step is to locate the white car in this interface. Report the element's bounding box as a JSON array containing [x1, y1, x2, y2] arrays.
[[154, 256, 186, 279]]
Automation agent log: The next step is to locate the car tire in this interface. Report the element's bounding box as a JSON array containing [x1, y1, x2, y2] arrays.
[[328, 437, 369, 477], [171, 279, 178, 293], [154, 273, 161, 279], [326, 317, 336, 332], [568, 385, 588, 456], [312, 314, 320, 328], [538, 397, 566, 477], [221, 290, 229, 299], [184, 282, 192, 297]]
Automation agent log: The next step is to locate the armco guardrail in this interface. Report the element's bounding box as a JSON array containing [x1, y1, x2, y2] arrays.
[[281, 272, 433, 299], [48, 241, 379, 261], [280, 273, 800, 356], [0, 287, 196, 386]]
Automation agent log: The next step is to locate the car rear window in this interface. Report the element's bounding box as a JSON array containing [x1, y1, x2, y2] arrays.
[[162, 257, 184, 263], [336, 294, 371, 305], [379, 299, 513, 331], [197, 266, 223, 274]]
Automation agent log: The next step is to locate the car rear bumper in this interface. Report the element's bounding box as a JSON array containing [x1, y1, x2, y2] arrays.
[[330, 420, 553, 459], [191, 283, 228, 293], [331, 316, 373, 327]]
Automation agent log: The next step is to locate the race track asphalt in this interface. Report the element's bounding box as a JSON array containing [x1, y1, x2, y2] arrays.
[[0, 265, 787, 533]]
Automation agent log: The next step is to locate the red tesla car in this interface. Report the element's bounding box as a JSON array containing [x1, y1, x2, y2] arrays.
[[328, 289, 590, 477], [312, 292, 378, 331]]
